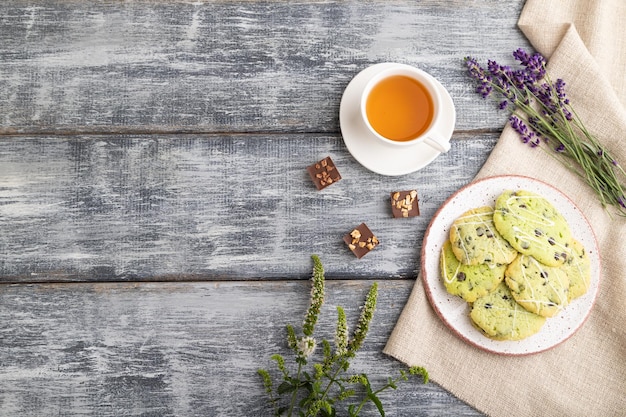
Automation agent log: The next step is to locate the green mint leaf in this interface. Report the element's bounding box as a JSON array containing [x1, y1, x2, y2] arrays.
[[277, 381, 295, 395], [368, 391, 385, 417]]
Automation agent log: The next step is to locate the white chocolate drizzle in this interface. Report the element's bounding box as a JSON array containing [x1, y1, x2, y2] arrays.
[[451, 208, 514, 264], [513, 255, 569, 315], [498, 193, 572, 264]]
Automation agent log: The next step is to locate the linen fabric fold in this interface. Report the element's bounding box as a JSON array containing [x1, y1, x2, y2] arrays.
[[384, 1, 626, 416]]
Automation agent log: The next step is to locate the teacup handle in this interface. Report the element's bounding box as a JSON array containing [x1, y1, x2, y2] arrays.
[[424, 131, 451, 153]]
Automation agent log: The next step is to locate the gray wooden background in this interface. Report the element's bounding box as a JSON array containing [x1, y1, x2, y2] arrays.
[[0, 1, 530, 415]]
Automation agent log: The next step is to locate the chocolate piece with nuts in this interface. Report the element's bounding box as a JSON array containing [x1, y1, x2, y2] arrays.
[[343, 223, 379, 258], [390, 190, 420, 218], [307, 156, 342, 190]]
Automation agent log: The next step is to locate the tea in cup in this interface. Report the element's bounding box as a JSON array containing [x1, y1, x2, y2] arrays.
[[360, 66, 451, 153]]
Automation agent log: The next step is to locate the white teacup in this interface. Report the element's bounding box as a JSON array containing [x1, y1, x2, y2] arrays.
[[360, 65, 451, 153]]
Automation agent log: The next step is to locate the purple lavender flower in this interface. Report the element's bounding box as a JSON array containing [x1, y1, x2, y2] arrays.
[[527, 116, 540, 130], [555, 79, 567, 99], [511, 69, 528, 90], [509, 115, 538, 146], [536, 83, 555, 111], [512, 48, 531, 64], [530, 135, 541, 147], [464, 57, 487, 82], [476, 83, 492, 98], [464, 57, 493, 99], [513, 48, 546, 81], [485, 60, 516, 102], [562, 108, 573, 121], [553, 79, 573, 120], [509, 115, 527, 135], [487, 60, 500, 75]]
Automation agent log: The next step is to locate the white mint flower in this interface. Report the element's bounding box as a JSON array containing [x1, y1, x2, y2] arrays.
[[335, 306, 348, 357], [297, 336, 317, 358], [303, 255, 325, 337]]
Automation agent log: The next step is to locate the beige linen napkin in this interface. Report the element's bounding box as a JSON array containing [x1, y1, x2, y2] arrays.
[[384, 1, 626, 416]]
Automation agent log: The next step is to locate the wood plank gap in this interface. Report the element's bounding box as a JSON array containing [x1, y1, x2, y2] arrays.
[[0, 129, 337, 138], [0, 276, 388, 287], [0, 271, 417, 285], [455, 128, 502, 135], [0, 128, 501, 139]]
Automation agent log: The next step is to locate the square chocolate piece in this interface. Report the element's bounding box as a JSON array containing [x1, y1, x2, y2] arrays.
[[307, 156, 341, 190], [343, 223, 379, 258], [390, 190, 420, 218]]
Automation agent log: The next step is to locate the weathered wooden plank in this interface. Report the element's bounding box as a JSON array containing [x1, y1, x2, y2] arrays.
[[0, 279, 485, 416], [0, 0, 527, 134], [0, 133, 497, 282]]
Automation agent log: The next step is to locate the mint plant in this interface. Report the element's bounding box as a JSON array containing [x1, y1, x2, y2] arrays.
[[258, 255, 428, 416]]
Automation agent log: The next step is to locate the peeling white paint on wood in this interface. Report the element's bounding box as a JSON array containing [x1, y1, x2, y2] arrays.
[[0, 1, 527, 134], [0, 0, 530, 415], [0, 134, 497, 281], [0, 280, 484, 416]]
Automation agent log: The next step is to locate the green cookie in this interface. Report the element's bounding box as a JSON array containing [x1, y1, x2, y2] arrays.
[[470, 281, 546, 341], [494, 190, 572, 267], [561, 239, 591, 301], [449, 206, 518, 265], [440, 240, 506, 303], [505, 253, 570, 318]]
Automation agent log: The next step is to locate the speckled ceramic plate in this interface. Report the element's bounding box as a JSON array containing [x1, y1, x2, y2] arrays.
[[421, 175, 601, 355]]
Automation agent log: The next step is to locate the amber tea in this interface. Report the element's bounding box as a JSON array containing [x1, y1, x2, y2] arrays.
[[365, 75, 435, 142]]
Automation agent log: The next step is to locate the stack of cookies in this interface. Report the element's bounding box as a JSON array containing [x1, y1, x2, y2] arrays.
[[440, 190, 591, 341]]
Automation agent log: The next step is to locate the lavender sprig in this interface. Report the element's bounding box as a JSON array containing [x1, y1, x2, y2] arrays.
[[465, 49, 626, 217]]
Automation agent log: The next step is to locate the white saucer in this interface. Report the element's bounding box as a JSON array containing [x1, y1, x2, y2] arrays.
[[339, 63, 456, 176]]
